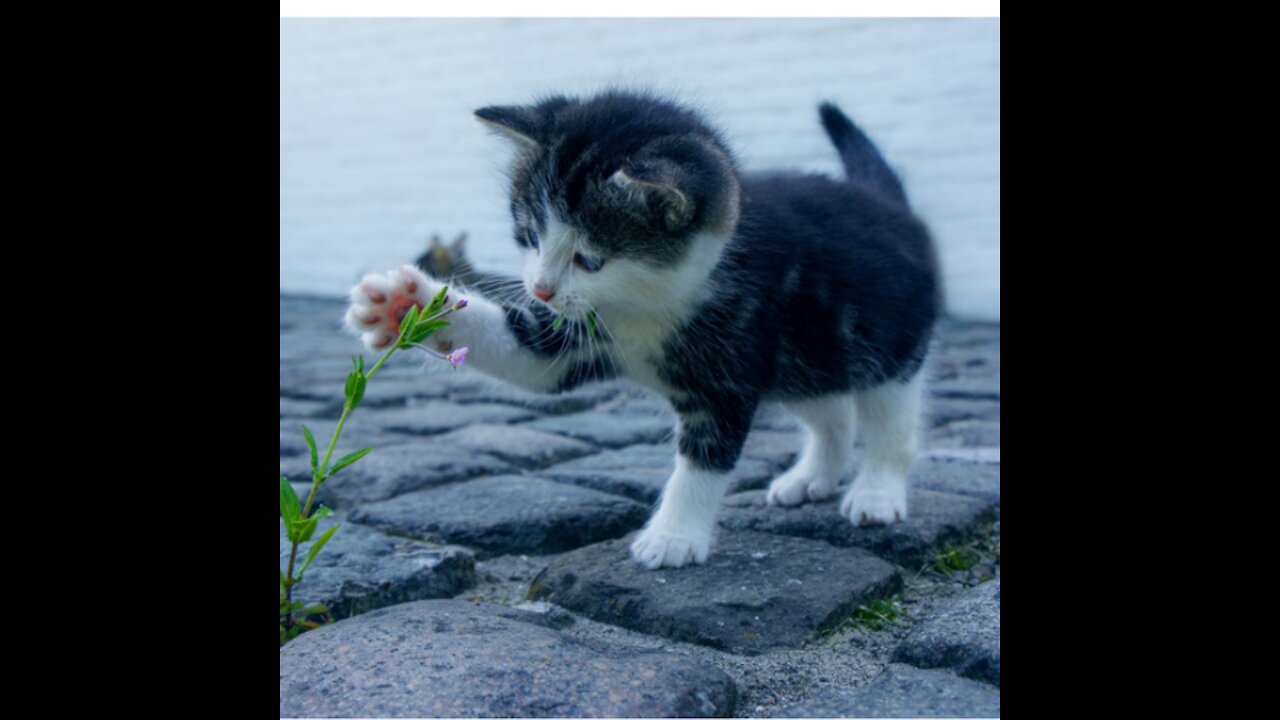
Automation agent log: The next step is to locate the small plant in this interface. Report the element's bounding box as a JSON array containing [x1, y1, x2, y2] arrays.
[[825, 598, 903, 638], [551, 309, 598, 336], [280, 286, 467, 645], [934, 545, 983, 575]]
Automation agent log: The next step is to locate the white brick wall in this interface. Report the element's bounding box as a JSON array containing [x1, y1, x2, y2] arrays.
[[280, 18, 1000, 320]]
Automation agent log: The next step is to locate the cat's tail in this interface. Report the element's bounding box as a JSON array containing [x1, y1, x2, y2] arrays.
[[818, 102, 909, 209]]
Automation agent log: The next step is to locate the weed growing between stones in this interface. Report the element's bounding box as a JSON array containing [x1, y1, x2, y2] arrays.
[[825, 598, 905, 639], [928, 522, 1000, 586], [935, 546, 982, 574], [280, 286, 466, 645]]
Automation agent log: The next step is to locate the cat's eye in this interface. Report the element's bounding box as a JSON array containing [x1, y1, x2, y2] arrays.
[[574, 252, 605, 272], [525, 229, 540, 253]]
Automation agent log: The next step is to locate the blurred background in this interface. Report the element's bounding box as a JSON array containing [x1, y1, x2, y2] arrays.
[[280, 18, 1000, 321]]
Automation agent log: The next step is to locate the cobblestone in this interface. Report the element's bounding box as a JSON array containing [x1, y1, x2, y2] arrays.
[[279, 294, 1002, 716]]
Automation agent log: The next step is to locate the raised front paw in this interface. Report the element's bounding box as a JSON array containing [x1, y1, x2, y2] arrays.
[[840, 483, 908, 526], [344, 265, 444, 351], [630, 526, 712, 570]]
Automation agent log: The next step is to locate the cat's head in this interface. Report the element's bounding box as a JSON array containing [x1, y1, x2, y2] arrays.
[[414, 232, 472, 280], [475, 90, 741, 321]]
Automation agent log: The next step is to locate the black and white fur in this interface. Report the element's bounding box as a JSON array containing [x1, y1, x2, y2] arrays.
[[346, 90, 940, 569]]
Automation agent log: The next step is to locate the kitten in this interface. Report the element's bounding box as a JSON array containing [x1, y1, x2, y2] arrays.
[[346, 90, 939, 569]]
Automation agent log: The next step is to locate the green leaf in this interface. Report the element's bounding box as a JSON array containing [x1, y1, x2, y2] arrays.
[[344, 371, 367, 409], [280, 569, 288, 588], [398, 303, 420, 338], [280, 476, 302, 526], [328, 447, 373, 477], [301, 425, 319, 471], [587, 311, 598, 337], [298, 602, 329, 617], [291, 515, 319, 543], [312, 505, 333, 519], [552, 315, 564, 331], [296, 524, 338, 580], [409, 319, 449, 344], [427, 285, 450, 314]]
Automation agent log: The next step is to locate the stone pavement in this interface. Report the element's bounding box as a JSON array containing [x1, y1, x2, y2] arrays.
[[279, 294, 1001, 717]]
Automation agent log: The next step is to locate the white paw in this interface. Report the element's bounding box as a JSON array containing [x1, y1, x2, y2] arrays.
[[840, 484, 908, 526], [766, 467, 836, 506], [344, 265, 449, 352], [630, 525, 712, 569]]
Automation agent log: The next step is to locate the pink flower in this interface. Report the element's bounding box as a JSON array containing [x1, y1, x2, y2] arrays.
[[453, 298, 469, 310], [447, 347, 469, 368]]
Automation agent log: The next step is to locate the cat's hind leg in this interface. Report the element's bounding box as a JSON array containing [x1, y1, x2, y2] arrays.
[[841, 373, 924, 525], [766, 393, 858, 506]]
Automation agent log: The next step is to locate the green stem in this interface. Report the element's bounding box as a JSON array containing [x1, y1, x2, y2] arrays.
[[282, 299, 456, 635], [363, 341, 401, 382], [303, 342, 397, 518], [284, 544, 299, 631]]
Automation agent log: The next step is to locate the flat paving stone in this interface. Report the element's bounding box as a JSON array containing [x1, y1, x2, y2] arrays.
[[769, 663, 1000, 718], [525, 412, 674, 448], [910, 457, 1001, 504], [923, 447, 1001, 466], [529, 530, 902, 655], [280, 455, 313, 485], [279, 599, 738, 718], [536, 443, 775, 504], [893, 579, 1000, 686], [280, 330, 363, 360], [312, 443, 513, 509], [280, 518, 475, 621], [350, 476, 650, 557], [365, 402, 537, 437], [280, 397, 341, 419], [928, 420, 1001, 448], [933, 319, 1000, 350], [719, 488, 997, 568], [926, 398, 1000, 428], [280, 294, 346, 332], [428, 423, 598, 468], [596, 393, 677, 423], [751, 404, 802, 431], [280, 366, 468, 407], [449, 377, 628, 415], [279, 418, 405, 461], [928, 364, 1000, 401]]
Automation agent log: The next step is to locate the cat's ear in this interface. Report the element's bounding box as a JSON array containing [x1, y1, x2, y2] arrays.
[[451, 232, 468, 252], [428, 233, 443, 249], [610, 137, 739, 234], [609, 165, 694, 232], [475, 105, 542, 149]]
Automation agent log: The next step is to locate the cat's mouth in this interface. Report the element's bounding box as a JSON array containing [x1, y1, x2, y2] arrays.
[[534, 293, 592, 322]]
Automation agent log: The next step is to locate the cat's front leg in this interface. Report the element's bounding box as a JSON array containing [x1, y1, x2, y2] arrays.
[[630, 399, 755, 569], [345, 265, 609, 393], [346, 265, 450, 352]]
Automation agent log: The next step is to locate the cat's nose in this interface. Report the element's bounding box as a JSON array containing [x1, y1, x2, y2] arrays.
[[533, 285, 556, 302]]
